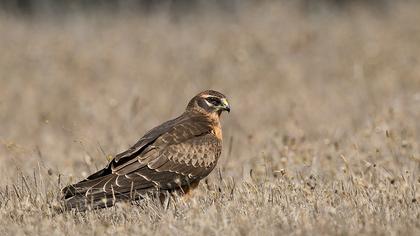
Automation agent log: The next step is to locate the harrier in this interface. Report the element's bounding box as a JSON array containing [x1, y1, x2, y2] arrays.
[[62, 90, 230, 210]]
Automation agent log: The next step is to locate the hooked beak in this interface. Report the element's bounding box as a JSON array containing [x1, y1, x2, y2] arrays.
[[220, 98, 231, 113]]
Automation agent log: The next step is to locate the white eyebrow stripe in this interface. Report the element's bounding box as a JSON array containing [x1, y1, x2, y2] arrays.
[[204, 99, 214, 107], [202, 95, 219, 99]]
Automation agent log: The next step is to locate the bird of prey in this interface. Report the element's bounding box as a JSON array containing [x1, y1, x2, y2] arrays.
[[62, 90, 230, 210]]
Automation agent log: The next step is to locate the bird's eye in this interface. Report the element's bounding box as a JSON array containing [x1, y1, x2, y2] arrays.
[[206, 97, 221, 106]]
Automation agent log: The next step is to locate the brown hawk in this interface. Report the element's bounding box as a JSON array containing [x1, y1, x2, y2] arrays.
[[62, 90, 230, 210]]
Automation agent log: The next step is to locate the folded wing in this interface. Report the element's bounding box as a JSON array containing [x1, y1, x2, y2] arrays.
[[62, 114, 221, 210]]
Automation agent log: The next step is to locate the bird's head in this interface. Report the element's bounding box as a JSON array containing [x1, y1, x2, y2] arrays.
[[186, 90, 230, 116]]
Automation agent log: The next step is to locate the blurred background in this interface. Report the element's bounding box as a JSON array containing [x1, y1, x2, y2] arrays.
[[0, 0, 419, 184]]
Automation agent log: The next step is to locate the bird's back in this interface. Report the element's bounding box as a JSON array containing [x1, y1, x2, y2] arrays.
[[62, 112, 222, 210]]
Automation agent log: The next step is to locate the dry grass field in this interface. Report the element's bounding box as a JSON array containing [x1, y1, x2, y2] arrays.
[[1, 1, 420, 235]]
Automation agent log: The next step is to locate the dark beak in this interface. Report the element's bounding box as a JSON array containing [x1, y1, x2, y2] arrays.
[[221, 98, 230, 113]]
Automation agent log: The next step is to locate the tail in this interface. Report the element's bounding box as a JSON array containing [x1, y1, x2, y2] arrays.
[[61, 169, 133, 211]]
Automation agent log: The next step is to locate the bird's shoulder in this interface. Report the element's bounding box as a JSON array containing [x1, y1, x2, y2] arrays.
[[153, 113, 221, 146], [113, 111, 219, 164]]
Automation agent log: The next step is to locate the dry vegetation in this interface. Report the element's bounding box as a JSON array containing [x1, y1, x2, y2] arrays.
[[1, 1, 420, 235]]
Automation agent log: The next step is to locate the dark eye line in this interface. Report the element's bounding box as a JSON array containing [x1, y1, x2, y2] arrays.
[[206, 97, 221, 106]]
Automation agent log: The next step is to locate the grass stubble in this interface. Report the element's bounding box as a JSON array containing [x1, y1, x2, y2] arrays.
[[0, 1, 419, 235]]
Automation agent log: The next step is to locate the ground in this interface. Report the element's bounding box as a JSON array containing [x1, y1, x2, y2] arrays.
[[0, 1, 419, 235]]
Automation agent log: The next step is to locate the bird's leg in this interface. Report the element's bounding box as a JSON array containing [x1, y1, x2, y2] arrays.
[[159, 192, 171, 210], [181, 180, 200, 201]]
